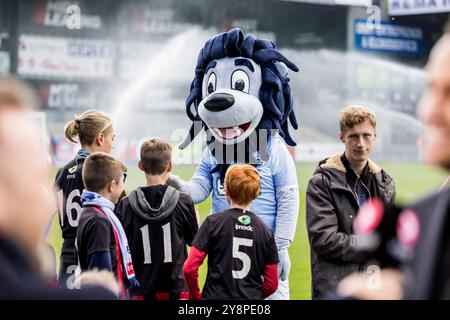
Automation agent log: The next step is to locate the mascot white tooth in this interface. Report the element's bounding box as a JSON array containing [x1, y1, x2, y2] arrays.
[[169, 28, 299, 300]]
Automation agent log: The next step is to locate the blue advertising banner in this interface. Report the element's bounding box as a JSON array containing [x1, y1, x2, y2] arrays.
[[354, 19, 424, 57]]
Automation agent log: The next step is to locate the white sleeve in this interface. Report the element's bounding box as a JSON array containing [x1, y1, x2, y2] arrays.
[[272, 139, 300, 250]]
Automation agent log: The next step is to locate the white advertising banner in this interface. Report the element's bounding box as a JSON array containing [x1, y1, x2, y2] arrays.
[[279, 0, 372, 6], [388, 0, 450, 16], [18, 35, 115, 79]]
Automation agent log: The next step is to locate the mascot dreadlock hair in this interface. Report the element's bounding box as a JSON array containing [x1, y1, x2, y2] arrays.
[[168, 28, 300, 300]]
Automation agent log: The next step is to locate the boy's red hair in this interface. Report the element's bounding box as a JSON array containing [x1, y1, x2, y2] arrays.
[[225, 165, 261, 206]]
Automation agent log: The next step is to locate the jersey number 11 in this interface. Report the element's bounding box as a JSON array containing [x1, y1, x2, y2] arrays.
[[140, 223, 173, 264]]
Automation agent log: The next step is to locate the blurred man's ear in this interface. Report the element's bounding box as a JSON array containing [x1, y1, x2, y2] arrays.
[[339, 132, 345, 143], [138, 160, 144, 171], [374, 130, 378, 140]]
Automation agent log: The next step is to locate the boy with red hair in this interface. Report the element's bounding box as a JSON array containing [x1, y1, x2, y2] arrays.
[[183, 164, 279, 300]]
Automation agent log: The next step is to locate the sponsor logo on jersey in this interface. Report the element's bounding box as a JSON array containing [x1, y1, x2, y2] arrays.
[[236, 215, 253, 231], [238, 215, 251, 225], [68, 165, 77, 174], [235, 224, 254, 232]]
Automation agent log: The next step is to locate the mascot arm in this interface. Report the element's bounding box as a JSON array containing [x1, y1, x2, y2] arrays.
[[272, 140, 299, 282], [272, 140, 300, 251], [275, 187, 300, 251], [167, 152, 213, 204]]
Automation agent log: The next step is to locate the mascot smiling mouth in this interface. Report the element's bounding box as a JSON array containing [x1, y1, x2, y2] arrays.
[[211, 122, 251, 140]]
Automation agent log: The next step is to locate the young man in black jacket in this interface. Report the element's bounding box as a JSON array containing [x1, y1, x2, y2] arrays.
[[306, 105, 396, 299]]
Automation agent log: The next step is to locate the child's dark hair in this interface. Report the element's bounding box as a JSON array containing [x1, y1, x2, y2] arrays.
[[140, 138, 172, 175], [82, 152, 126, 193]]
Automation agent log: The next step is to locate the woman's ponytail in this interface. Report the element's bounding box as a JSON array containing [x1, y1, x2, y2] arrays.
[[64, 118, 80, 143]]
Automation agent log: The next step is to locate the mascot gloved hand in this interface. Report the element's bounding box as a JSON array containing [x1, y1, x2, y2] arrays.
[[278, 249, 291, 281], [168, 28, 300, 300]]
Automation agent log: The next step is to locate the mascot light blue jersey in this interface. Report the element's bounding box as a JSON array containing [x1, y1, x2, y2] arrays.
[[169, 28, 300, 299]]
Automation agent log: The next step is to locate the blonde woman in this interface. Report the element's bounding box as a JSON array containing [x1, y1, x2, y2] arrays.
[[54, 110, 116, 286]]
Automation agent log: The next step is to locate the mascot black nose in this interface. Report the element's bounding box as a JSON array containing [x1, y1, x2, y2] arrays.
[[204, 93, 235, 112]]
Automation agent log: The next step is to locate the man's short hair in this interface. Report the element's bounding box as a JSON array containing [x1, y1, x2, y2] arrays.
[[339, 105, 376, 133], [140, 138, 172, 175], [0, 76, 37, 110], [225, 164, 261, 206], [82, 152, 126, 193]]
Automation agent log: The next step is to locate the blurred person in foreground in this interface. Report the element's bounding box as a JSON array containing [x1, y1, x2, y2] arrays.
[[338, 26, 450, 300], [0, 76, 116, 299]]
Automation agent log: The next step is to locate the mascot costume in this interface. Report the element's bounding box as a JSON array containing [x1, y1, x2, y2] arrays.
[[169, 28, 299, 299]]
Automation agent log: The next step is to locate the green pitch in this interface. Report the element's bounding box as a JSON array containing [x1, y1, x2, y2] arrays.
[[47, 162, 448, 300]]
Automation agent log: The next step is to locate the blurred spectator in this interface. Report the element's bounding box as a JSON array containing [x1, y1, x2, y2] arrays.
[[401, 29, 450, 300], [0, 76, 115, 299]]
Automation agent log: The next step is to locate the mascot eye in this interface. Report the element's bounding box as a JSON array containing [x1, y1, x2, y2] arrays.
[[207, 73, 216, 95], [231, 70, 249, 93]]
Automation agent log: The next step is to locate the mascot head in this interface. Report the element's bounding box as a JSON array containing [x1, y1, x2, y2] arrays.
[[181, 28, 299, 165]]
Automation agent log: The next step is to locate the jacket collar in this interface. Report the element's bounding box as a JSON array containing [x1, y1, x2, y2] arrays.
[[75, 149, 90, 164], [319, 153, 382, 175], [317, 153, 395, 204]]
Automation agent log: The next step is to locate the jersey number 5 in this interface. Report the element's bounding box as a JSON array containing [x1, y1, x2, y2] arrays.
[[232, 237, 253, 279], [140, 223, 173, 264]]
